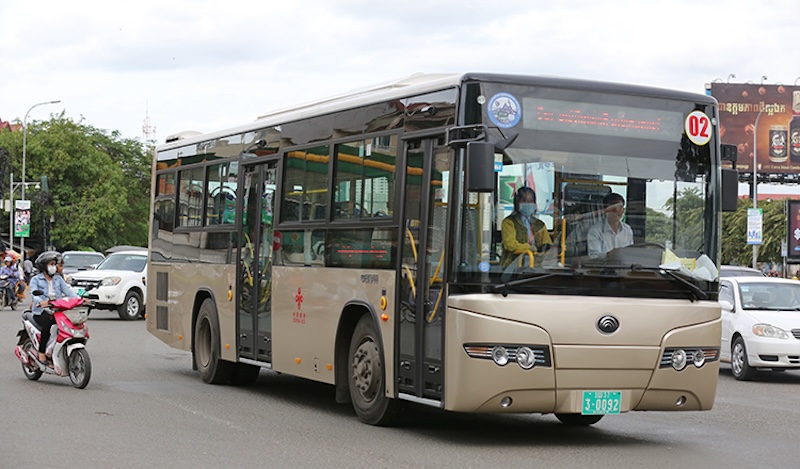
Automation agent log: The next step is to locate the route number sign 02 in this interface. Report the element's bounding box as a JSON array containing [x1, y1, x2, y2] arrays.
[[685, 111, 712, 146]]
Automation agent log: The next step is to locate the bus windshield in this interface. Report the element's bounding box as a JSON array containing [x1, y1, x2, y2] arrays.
[[454, 82, 719, 299]]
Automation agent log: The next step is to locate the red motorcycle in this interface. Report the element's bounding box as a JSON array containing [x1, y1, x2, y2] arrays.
[[14, 294, 92, 388]]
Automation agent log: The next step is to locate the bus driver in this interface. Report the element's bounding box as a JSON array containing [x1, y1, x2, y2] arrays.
[[587, 192, 633, 257]]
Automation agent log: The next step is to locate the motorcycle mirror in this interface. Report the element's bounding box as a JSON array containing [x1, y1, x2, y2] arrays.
[[31, 289, 44, 296]]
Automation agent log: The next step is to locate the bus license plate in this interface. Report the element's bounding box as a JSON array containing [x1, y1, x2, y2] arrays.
[[582, 391, 621, 415]]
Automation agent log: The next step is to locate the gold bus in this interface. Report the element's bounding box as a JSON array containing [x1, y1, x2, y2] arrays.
[[147, 73, 736, 426]]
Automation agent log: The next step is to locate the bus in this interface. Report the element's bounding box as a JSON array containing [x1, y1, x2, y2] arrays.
[[147, 73, 738, 426]]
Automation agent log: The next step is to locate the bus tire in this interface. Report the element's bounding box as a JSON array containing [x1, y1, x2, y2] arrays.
[[194, 298, 233, 384], [347, 315, 398, 426], [555, 414, 604, 426], [229, 362, 260, 386]]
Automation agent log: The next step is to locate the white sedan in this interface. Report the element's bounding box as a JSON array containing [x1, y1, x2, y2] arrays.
[[719, 276, 800, 380]]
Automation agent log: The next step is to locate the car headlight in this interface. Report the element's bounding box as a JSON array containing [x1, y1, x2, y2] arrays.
[[100, 276, 122, 287], [752, 323, 789, 339]]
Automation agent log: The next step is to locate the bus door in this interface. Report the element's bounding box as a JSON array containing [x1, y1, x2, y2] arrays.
[[237, 161, 277, 363], [398, 138, 450, 401]]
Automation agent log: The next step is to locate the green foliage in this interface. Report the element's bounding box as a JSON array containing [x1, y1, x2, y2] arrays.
[[721, 197, 787, 266], [0, 114, 150, 252]]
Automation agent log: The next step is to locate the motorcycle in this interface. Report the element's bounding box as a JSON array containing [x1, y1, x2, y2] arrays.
[[0, 273, 18, 310], [14, 291, 92, 389]]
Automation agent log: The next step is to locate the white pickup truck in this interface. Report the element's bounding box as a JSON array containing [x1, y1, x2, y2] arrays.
[[69, 249, 147, 320]]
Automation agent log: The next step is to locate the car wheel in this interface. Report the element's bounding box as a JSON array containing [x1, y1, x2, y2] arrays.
[[117, 291, 142, 321], [731, 336, 757, 381]]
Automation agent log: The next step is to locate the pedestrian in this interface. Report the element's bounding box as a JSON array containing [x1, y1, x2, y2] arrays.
[[23, 254, 33, 284]]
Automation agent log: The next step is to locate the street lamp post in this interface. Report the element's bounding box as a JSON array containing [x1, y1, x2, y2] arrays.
[[753, 110, 763, 269], [21, 100, 60, 257]]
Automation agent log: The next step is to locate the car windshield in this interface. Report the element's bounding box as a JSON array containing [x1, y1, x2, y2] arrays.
[[63, 253, 104, 269], [97, 253, 147, 272], [739, 282, 800, 310], [721, 267, 765, 277]]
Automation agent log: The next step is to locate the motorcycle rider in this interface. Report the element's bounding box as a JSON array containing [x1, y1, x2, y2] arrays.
[[29, 251, 77, 365], [1, 256, 19, 306]]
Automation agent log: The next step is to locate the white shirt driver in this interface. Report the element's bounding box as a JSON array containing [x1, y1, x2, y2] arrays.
[[587, 219, 634, 257]]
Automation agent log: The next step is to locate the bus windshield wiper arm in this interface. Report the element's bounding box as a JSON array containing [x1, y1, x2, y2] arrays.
[[492, 272, 577, 297], [655, 268, 708, 302], [603, 264, 708, 302]]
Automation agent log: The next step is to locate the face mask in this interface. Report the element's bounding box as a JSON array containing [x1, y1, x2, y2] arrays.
[[47, 265, 57, 276], [519, 203, 537, 218]]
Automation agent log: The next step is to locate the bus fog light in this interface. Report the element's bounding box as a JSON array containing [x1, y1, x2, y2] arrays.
[[671, 349, 687, 371], [516, 346, 536, 369], [676, 395, 686, 407], [500, 396, 513, 408], [491, 346, 509, 366], [692, 350, 706, 368]]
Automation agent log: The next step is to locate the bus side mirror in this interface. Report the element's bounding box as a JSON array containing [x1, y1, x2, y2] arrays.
[[466, 142, 495, 192], [721, 168, 738, 212]]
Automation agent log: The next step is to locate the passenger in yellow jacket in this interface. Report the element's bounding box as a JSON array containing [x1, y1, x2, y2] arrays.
[[500, 187, 552, 268]]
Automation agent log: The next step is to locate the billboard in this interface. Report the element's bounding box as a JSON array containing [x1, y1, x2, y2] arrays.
[[788, 200, 800, 260], [709, 83, 800, 175]]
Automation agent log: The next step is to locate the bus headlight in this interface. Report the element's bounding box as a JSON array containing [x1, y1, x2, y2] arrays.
[[660, 347, 718, 370], [692, 349, 706, 368], [671, 349, 687, 371], [491, 346, 509, 366], [516, 346, 536, 370]]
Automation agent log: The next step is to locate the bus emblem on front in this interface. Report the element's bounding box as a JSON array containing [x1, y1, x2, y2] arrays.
[[597, 315, 620, 334]]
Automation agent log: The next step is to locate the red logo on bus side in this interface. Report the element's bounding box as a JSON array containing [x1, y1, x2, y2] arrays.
[[295, 287, 304, 309]]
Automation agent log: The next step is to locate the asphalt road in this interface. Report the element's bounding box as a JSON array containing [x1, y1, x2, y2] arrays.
[[1, 304, 799, 469]]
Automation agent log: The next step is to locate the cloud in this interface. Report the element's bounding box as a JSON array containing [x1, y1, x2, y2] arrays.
[[2, 0, 799, 141]]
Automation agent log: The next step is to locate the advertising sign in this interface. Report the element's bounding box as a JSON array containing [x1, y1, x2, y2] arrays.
[[747, 208, 762, 245], [787, 200, 800, 260], [13, 199, 30, 238], [709, 83, 800, 175]]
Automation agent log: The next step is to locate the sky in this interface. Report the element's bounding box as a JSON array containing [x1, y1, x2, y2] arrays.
[[2, 0, 800, 152]]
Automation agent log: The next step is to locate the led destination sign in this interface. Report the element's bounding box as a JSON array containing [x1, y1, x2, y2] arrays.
[[523, 98, 684, 142]]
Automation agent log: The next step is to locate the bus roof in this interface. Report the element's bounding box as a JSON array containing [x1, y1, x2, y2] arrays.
[[159, 72, 716, 151]]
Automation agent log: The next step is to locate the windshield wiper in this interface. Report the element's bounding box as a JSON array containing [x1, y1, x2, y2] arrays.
[[653, 267, 708, 302], [586, 264, 708, 302], [492, 271, 578, 297]]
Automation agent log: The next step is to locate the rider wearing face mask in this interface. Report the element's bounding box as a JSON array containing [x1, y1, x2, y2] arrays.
[[500, 186, 553, 268], [29, 251, 78, 365]]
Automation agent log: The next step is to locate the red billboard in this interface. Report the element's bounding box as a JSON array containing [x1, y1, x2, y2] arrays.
[[710, 83, 800, 174]]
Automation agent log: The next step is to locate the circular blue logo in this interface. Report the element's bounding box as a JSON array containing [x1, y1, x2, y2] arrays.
[[478, 261, 490, 272], [487, 92, 521, 128]]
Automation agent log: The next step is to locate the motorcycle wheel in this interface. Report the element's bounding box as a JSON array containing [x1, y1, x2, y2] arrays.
[[68, 348, 92, 389], [21, 339, 43, 381]]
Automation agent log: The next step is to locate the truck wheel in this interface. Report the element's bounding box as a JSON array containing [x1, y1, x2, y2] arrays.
[[117, 291, 142, 321], [194, 298, 232, 384]]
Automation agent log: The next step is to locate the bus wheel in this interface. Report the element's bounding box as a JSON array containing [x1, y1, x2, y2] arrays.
[[555, 414, 604, 426], [348, 315, 398, 426], [194, 298, 233, 384]]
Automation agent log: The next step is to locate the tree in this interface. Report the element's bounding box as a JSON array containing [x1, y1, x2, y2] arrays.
[[0, 114, 150, 252], [721, 197, 787, 267]]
